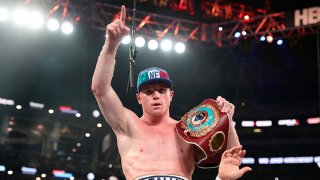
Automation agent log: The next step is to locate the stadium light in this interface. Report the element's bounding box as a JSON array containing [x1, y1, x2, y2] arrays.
[[121, 35, 131, 44], [266, 35, 273, 43], [7, 170, 13, 175], [61, 21, 73, 34], [21, 166, 37, 175], [13, 9, 28, 25], [28, 11, 44, 29], [147, 39, 158, 50], [87, 172, 95, 180], [0, 165, 5, 172], [47, 18, 60, 31], [260, 36, 266, 41], [174, 42, 185, 54], [277, 39, 283, 45], [160, 39, 173, 51], [0, 7, 10, 21], [234, 32, 241, 38], [92, 110, 100, 118], [48, 109, 54, 114], [135, 36, 145, 48], [244, 15, 250, 21]]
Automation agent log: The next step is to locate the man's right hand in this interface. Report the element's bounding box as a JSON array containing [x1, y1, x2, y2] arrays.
[[106, 5, 130, 48]]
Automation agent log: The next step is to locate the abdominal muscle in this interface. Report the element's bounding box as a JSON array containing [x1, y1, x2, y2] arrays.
[[116, 119, 195, 180]]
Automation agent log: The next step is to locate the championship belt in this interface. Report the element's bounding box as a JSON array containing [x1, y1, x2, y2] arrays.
[[176, 99, 229, 168]]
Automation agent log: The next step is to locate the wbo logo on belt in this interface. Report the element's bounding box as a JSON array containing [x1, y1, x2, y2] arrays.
[[176, 99, 230, 168]]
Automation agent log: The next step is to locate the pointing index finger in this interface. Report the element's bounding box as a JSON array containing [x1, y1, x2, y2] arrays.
[[120, 5, 126, 25]]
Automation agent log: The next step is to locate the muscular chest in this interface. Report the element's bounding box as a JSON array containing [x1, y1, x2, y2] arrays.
[[134, 125, 192, 158]]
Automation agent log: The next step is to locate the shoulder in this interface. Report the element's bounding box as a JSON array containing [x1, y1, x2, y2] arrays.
[[112, 108, 140, 136], [125, 108, 140, 119], [169, 118, 180, 126]]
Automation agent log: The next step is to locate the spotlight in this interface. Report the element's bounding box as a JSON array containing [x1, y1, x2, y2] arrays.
[[16, 105, 22, 110], [0, 165, 5, 172], [241, 31, 247, 36], [174, 42, 185, 54], [47, 18, 60, 31], [61, 21, 73, 34], [92, 110, 100, 118], [277, 39, 283, 45], [21, 166, 37, 175], [87, 173, 95, 180], [13, 9, 28, 25], [109, 176, 118, 180], [85, 133, 90, 137], [234, 32, 240, 38], [97, 123, 102, 128], [135, 36, 145, 48], [48, 109, 54, 114], [0, 8, 10, 21], [218, 26, 223, 31], [121, 35, 131, 44], [244, 15, 250, 21], [147, 39, 158, 50], [260, 36, 266, 41], [28, 11, 43, 29], [75, 113, 81, 118], [160, 39, 173, 51], [266, 35, 273, 43]]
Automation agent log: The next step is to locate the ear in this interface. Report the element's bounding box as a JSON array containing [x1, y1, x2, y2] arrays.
[[169, 90, 174, 101], [136, 93, 142, 104]]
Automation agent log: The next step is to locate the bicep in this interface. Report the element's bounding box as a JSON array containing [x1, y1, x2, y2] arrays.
[[94, 87, 131, 134]]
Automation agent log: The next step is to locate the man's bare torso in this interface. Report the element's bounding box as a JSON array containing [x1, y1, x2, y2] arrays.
[[115, 112, 195, 180]]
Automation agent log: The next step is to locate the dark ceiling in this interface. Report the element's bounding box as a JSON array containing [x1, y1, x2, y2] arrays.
[[0, 0, 319, 180]]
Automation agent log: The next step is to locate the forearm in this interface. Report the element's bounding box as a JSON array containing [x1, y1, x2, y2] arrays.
[[91, 39, 119, 95], [226, 117, 240, 149]]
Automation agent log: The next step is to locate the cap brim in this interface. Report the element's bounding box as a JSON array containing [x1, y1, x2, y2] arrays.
[[138, 79, 173, 92]]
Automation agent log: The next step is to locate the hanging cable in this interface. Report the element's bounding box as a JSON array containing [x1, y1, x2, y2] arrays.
[[127, 0, 137, 93], [317, 26, 320, 116]]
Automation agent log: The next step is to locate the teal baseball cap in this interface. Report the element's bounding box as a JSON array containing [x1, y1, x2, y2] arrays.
[[137, 67, 173, 92]]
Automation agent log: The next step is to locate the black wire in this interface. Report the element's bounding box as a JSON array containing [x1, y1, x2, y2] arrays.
[[127, 0, 137, 93], [317, 26, 320, 116]]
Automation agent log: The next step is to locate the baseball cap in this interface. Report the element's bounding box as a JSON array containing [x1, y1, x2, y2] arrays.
[[137, 67, 173, 92]]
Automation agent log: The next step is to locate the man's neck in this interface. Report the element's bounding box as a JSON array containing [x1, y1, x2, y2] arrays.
[[140, 112, 171, 126]]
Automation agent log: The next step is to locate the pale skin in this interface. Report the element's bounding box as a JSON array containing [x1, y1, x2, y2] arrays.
[[91, 5, 252, 180]]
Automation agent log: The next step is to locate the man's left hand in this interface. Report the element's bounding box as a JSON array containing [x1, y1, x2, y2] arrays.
[[216, 96, 235, 118]]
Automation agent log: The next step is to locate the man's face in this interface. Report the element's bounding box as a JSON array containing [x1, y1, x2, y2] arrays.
[[136, 82, 174, 118]]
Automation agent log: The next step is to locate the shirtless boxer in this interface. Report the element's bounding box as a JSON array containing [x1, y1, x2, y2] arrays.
[[91, 5, 251, 180]]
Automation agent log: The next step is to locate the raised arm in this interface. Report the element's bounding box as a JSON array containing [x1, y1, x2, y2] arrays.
[[91, 5, 131, 134]]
